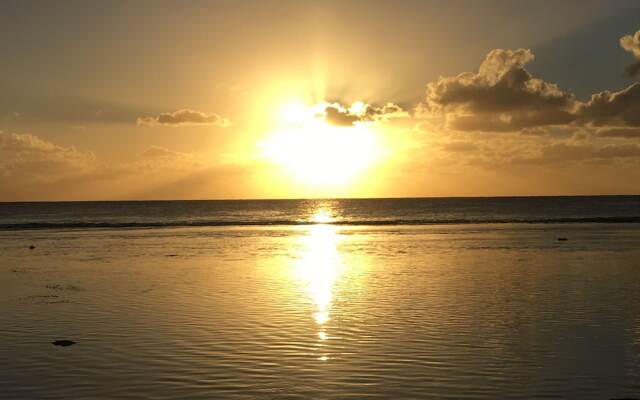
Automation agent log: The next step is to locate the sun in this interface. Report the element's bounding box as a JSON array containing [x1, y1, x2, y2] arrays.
[[259, 100, 382, 187]]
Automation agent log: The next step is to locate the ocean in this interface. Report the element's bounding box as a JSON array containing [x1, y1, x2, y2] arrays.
[[1, 196, 640, 399]]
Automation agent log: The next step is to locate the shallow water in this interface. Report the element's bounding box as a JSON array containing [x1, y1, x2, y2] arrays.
[[1, 223, 640, 399]]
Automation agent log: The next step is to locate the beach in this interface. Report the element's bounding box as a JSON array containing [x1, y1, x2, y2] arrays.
[[2, 208, 640, 398]]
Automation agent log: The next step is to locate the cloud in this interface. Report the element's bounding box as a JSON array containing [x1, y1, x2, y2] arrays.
[[422, 49, 577, 132], [621, 30, 640, 58], [420, 42, 640, 133], [447, 110, 576, 132], [0, 132, 95, 181], [621, 30, 640, 77], [577, 82, 640, 127], [141, 145, 190, 159], [520, 126, 575, 138], [137, 109, 231, 127], [596, 127, 640, 138], [361, 103, 408, 121], [595, 144, 640, 158], [137, 145, 202, 170], [324, 105, 359, 126], [323, 102, 407, 126], [541, 143, 605, 162], [626, 62, 640, 78], [0, 131, 253, 200], [500, 141, 640, 166]]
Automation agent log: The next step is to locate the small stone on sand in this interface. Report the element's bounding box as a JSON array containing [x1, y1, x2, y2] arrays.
[[557, 237, 568, 241], [29, 245, 35, 249], [52, 340, 76, 347]]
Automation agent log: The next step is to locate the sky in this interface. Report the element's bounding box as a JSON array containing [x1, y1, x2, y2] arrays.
[[1, 0, 640, 201]]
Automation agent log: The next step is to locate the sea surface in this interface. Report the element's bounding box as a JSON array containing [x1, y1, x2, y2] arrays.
[[1, 196, 640, 399]]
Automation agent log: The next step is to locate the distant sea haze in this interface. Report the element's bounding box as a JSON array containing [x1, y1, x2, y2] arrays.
[[1, 196, 639, 231]]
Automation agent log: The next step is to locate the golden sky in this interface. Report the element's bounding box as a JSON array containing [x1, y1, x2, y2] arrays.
[[1, 0, 640, 200]]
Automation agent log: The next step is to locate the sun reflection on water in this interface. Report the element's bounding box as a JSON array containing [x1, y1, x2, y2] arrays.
[[295, 209, 344, 361], [310, 209, 335, 224]]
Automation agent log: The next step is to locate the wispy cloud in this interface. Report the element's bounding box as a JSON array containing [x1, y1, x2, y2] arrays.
[[137, 109, 231, 127], [0, 132, 246, 200]]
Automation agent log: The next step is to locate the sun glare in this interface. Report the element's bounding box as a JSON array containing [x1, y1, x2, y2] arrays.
[[260, 100, 381, 188], [311, 209, 335, 224], [279, 100, 309, 125]]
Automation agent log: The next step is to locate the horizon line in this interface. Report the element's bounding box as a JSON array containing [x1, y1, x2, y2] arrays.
[[2, 193, 639, 204]]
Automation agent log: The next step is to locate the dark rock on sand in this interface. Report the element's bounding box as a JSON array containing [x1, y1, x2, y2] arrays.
[[52, 340, 76, 347], [557, 237, 568, 241], [29, 245, 36, 249]]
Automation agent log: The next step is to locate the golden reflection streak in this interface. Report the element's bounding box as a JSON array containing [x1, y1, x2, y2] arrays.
[[294, 209, 343, 361]]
